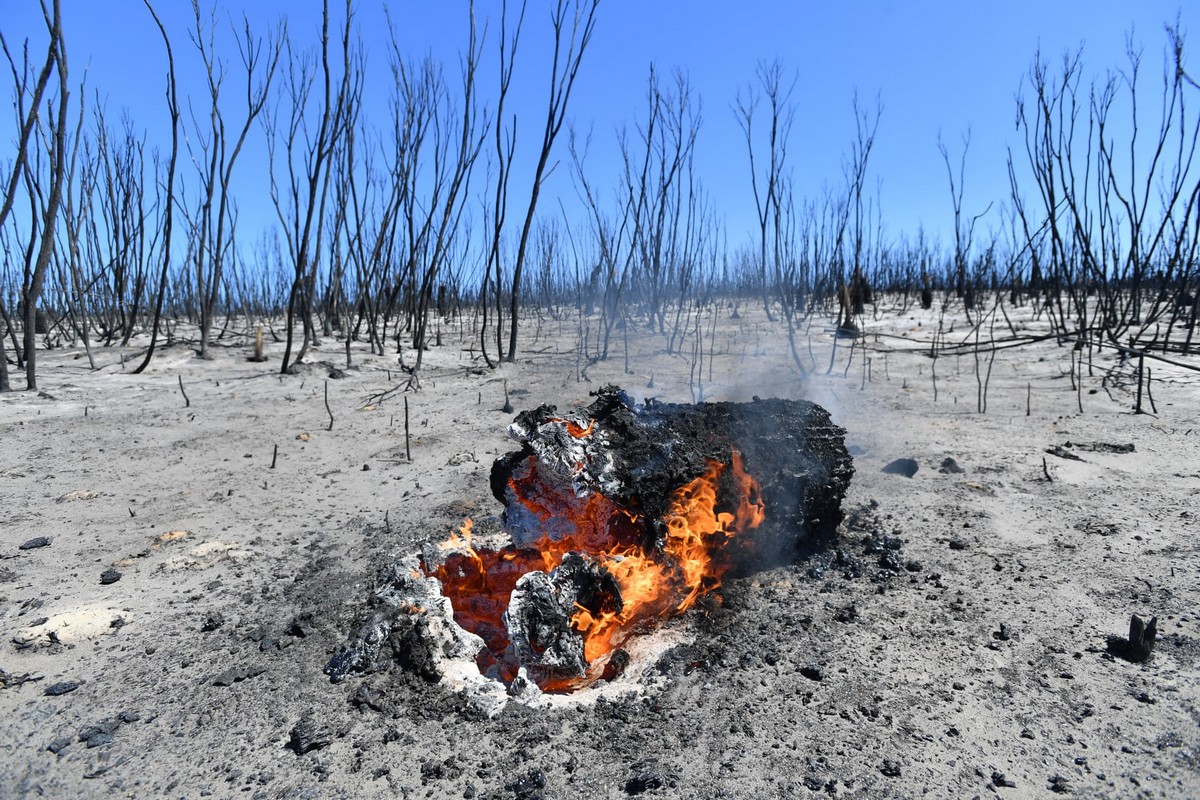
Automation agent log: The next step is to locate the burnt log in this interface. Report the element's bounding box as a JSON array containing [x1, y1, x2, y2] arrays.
[[330, 387, 854, 697], [495, 385, 853, 567]]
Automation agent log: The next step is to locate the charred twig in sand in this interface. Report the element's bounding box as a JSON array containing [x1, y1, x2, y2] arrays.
[[1042, 457, 1053, 483], [404, 396, 412, 462], [324, 380, 334, 431], [270, 443, 278, 469], [178, 375, 189, 408], [1135, 355, 1145, 414]]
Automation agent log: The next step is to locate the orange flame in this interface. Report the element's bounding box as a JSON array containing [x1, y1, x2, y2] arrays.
[[547, 416, 596, 438], [571, 452, 765, 664], [424, 449, 764, 690]]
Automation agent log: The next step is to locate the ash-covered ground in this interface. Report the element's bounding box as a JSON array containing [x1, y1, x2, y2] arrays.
[[2, 301, 1198, 798]]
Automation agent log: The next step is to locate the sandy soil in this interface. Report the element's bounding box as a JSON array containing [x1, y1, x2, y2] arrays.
[[1, 300, 1198, 799]]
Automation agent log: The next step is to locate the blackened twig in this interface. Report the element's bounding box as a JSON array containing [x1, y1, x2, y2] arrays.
[[404, 396, 412, 462], [324, 380, 334, 431], [1146, 368, 1158, 414]]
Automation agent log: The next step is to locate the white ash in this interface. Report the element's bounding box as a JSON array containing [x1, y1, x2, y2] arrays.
[[508, 414, 621, 499]]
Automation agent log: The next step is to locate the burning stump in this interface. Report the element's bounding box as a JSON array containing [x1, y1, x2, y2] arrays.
[[328, 386, 852, 701]]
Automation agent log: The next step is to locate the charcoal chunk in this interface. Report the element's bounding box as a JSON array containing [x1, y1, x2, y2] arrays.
[[505, 769, 545, 799], [77, 719, 120, 742], [991, 770, 1017, 788], [882, 458, 919, 478], [350, 685, 388, 713], [288, 714, 332, 755], [200, 612, 224, 632], [212, 664, 266, 686], [47, 737, 72, 755], [938, 457, 965, 474], [43, 681, 80, 696], [625, 761, 674, 794], [1107, 614, 1157, 662], [1045, 445, 1083, 462]]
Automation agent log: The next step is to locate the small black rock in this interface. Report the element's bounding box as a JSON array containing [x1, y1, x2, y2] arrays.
[[200, 612, 225, 632], [991, 770, 1017, 788], [47, 737, 72, 754], [351, 685, 387, 713], [286, 613, 316, 638], [85, 731, 114, 748], [948, 539, 969, 551], [833, 604, 859, 623], [938, 457, 965, 474], [19, 537, 51, 550], [882, 458, 919, 478], [799, 664, 824, 682], [878, 551, 903, 572], [506, 769, 546, 798], [43, 681, 79, 696], [78, 719, 121, 741], [624, 767, 666, 795], [1048, 774, 1071, 793], [213, 665, 266, 686], [99, 568, 122, 585], [880, 760, 902, 777]]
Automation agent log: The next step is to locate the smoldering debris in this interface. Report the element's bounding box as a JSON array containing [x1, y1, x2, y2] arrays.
[[327, 386, 853, 710]]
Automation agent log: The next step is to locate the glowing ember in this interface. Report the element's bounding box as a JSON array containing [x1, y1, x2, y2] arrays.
[[423, 448, 764, 691]]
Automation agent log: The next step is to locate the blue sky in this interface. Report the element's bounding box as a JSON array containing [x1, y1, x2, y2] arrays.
[[3, 1, 1192, 259]]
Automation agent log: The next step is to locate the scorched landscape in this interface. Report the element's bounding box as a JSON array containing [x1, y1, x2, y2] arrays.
[[3, 1, 1200, 798]]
